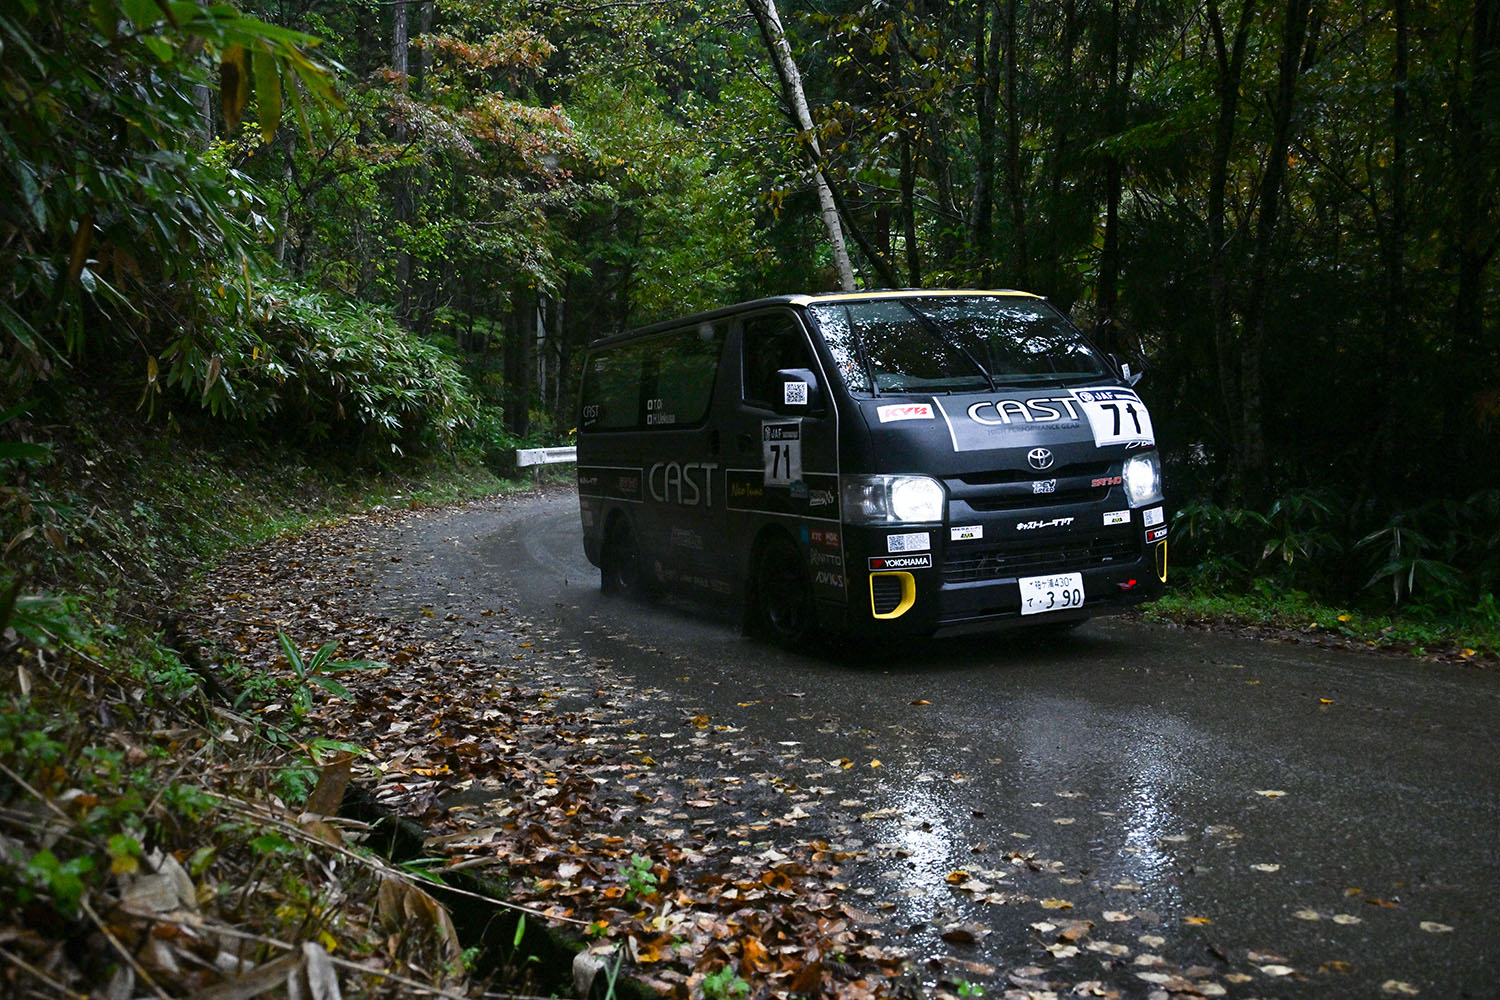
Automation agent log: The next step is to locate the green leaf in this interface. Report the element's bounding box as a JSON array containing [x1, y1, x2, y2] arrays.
[[252, 46, 281, 143]]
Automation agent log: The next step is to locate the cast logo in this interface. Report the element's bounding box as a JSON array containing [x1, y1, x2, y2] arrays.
[[877, 403, 934, 423], [967, 396, 1084, 426], [1016, 517, 1074, 531], [648, 461, 719, 507], [868, 554, 933, 570]]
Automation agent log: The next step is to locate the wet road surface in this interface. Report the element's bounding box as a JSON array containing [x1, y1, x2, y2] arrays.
[[359, 489, 1499, 998]]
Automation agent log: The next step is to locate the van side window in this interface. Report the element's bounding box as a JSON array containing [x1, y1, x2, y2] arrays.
[[581, 323, 724, 430], [743, 314, 815, 407]]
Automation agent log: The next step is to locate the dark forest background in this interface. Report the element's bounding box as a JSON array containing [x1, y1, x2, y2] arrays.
[[3, 0, 1497, 621]]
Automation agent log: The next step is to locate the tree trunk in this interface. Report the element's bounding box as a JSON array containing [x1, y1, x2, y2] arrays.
[[971, 0, 998, 285], [746, 0, 856, 290], [506, 286, 535, 441], [1206, 0, 1255, 478], [1239, 0, 1314, 505], [901, 129, 921, 286], [1001, 0, 1028, 287]]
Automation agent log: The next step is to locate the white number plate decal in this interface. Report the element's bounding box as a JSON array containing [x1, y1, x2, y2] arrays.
[[1019, 572, 1085, 616], [1071, 388, 1155, 447], [762, 421, 802, 486]]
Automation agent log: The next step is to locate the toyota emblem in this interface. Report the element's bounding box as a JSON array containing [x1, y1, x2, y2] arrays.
[[1027, 447, 1055, 471]]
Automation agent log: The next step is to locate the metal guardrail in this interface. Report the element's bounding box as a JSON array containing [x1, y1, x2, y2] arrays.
[[515, 446, 577, 468]]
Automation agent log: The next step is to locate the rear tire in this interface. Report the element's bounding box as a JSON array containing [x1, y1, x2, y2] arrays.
[[601, 516, 646, 597], [749, 534, 816, 647]]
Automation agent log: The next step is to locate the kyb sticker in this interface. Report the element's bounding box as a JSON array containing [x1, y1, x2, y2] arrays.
[[951, 525, 983, 542], [877, 402, 934, 423], [869, 553, 933, 570], [762, 421, 802, 486], [886, 531, 931, 553]]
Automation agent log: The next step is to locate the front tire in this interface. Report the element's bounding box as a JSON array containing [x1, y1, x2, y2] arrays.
[[749, 534, 816, 647], [601, 516, 647, 597]]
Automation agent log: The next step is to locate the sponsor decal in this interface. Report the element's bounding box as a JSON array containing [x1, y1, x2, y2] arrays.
[[577, 466, 643, 501], [808, 488, 836, 509], [877, 402, 934, 423], [581, 403, 601, 425], [726, 470, 840, 520], [1016, 517, 1075, 531], [869, 553, 933, 570], [1146, 526, 1168, 543], [647, 461, 719, 507], [763, 421, 802, 486], [967, 396, 1084, 426], [1092, 475, 1124, 487], [1071, 387, 1156, 447], [1033, 478, 1057, 494], [784, 381, 809, 406], [887, 531, 931, 553], [1143, 506, 1165, 528], [810, 528, 841, 548], [807, 549, 843, 570], [813, 570, 846, 588], [669, 527, 704, 550], [1103, 510, 1130, 526], [644, 398, 677, 425], [950, 525, 983, 542]]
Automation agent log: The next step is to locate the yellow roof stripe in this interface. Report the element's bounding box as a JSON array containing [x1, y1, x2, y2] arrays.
[[787, 288, 1042, 305]]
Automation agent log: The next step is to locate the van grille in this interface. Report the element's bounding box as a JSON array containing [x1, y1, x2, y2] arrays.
[[871, 575, 906, 615], [943, 536, 1140, 584]]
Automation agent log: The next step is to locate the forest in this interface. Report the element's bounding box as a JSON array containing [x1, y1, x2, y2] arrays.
[[2, 0, 1497, 622]]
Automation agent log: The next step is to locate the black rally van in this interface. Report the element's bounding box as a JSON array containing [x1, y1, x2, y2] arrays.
[[576, 289, 1167, 643]]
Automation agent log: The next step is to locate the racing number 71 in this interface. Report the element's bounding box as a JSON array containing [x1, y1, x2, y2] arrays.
[[1102, 402, 1142, 436]]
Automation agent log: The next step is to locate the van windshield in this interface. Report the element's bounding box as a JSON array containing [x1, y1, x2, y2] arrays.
[[808, 296, 1111, 395]]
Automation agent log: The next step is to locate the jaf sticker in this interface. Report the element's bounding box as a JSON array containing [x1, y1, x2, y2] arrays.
[[886, 531, 930, 554], [951, 525, 984, 541]]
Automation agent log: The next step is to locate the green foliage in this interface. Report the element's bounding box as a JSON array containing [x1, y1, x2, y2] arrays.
[[0, 0, 339, 386], [275, 630, 383, 718], [620, 852, 658, 902], [1168, 487, 1500, 652], [701, 964, 751, 1000]]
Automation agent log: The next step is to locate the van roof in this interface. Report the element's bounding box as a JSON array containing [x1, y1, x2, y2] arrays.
[[591, 289, 1044, 346]]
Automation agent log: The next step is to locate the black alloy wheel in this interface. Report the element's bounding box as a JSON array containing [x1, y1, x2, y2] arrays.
[[601, 516, 645, 596], [751, 534, 816, 647]]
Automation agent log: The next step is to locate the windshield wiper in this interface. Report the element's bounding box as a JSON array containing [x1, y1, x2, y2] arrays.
[[897, 301, 997, 393]]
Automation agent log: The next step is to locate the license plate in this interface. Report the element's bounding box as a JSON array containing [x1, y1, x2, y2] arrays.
[[1019, 572, 1084, 616]]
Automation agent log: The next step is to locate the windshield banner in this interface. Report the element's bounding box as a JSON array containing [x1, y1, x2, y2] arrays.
[[933, 388, 1154, 452]]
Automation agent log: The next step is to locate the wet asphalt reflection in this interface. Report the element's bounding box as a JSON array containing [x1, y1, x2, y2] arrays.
[[368, 490, 1499, 998]]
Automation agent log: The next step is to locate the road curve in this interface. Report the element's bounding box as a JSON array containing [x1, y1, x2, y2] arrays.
[[362, 489, 1500, 998]]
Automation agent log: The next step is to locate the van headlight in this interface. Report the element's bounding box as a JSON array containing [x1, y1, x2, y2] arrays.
[[843, 475, 945, 524], [1123, 452, 1163, 506]]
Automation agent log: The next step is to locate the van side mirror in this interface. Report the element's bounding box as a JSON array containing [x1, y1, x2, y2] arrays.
[[1109, 352, 1145, 387], [774, 368, 823, 415]]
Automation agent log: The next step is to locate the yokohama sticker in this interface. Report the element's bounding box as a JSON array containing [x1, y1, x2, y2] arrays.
[[869, 553, 933, 570], [877, 403, 934, 423]]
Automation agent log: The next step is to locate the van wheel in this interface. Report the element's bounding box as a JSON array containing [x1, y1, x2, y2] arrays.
[[750, 535, 815, 646], [601, 517, 646, 597]]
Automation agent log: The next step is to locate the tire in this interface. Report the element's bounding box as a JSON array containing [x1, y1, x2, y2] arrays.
[[600, 516, 646, 597], [749, 534, 816, 647]]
